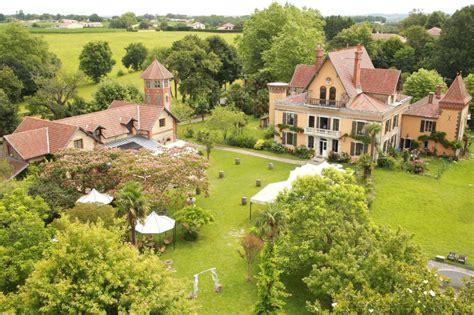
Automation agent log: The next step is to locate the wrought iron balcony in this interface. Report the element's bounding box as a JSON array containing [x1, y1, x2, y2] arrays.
[[306, 98, 345, 108], [305, 127, 340, 138]]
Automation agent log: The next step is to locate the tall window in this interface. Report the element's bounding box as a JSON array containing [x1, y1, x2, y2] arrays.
[[318, 117, 330, 130], [282, 132, 297, 146], [153, 80, 161, 88], [308, 115, 315, 128], [308, 135, 314, 149], [145, 80, 152, 89], [320, 86, 327, 104], [329, 87, 336, 105], [73, 139, 84, 149], [159, 118, 166, 127], [392, 115, 399, 128], [332, 139, 339, 152], [420, 120, 436, 132], [283, 112, 297, 126], [332, 118, 340, 131], [352, 121, 367, 136], [164, 79, 169, 88], [350, 142, 366, 156], [385, 119, 391, 133]]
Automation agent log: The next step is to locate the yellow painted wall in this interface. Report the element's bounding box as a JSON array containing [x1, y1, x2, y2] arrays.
[[307, 60, 346, 102], [437, 109, 460, 141], [151, 110, 176, 143], [66, 130, 96, 150], [268, 85, 288, 125]]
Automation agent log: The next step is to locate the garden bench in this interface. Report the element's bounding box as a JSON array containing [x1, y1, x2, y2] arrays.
[[457, 255, 466, 264], [447, 252, 456, 261]]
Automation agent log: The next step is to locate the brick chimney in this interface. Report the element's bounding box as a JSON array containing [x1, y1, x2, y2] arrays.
[[428, 92, 434, 104], [315, 44, 324, 67], [435, 84, 442, 99], [353, 44, 362, 90]]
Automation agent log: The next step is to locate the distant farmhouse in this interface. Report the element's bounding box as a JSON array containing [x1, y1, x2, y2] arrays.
[[1, 60, 178, 178], [54, 19, 103, 29], [218, 23, 234, 31], [267, 45, 470, 159], [190, 22, 206, 29]]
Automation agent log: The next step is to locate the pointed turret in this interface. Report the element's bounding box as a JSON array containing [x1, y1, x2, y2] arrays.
[[141, 59, 173, 109]]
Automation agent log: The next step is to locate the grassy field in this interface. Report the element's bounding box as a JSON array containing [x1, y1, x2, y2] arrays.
[[371, 156, 474, 266], [160, 150, 306, 314], [34, 31, 238, 100]]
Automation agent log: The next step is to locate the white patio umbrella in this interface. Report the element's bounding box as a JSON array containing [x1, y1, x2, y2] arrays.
[[287, 162, 342, 183], [76, 189, 113, 204]]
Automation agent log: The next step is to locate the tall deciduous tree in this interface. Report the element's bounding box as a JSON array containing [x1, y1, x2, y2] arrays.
[[433, 5, 474, 79], [0, 23, 59, 97], [425, 10, 447, 29], [324, 15, 354, 41], [93, 80, 143, 111], [0, 65, 23, 102], [400, 9, 428, 30], [0, 89, 19, 137], [0, 185, 53, 293], [79, 41, 116, 83], [328, 22, 373, 51], [15, 220, 195, 313], [122, 42, 148, 71], [206, 36, 240, 87], [27, 71, 85, 119], [403, 68, 446, 102], [206, 106, 247, 141]]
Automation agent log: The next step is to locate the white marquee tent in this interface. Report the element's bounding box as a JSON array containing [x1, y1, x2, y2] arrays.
[[76, 189, 113, 204], [136, 211, 177, 248], [249, 162, 343, 218]]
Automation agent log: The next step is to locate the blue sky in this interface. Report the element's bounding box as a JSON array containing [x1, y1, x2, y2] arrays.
[[2, 0, 472, 16]]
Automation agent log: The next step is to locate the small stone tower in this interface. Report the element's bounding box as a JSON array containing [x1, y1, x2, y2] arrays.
[[267, 82, 288, 126], [141, 59, 173, 110]]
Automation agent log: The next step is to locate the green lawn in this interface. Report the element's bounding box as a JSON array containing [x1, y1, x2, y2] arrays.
[[35, 31, 238, 100], [371, 157, 474, 266], [160, 150, 308, 314]]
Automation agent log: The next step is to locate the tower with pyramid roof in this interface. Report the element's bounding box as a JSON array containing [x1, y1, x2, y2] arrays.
[[141, 59, 174, 110]]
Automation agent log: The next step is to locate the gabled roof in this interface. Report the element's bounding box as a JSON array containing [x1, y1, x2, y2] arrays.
[[59, 104, 167, 139], [347, 93, 391, 113], [1, 157, 28, 180], [141, 59, 173, 80], [439, 74, 472, 106], [327, 46, 374, 98], [427, 27, 441, 37], [8, 117, 81, 159], [404, 95, 441, 118], [289, 64, 318, 89], [360, 68, 400, 96]]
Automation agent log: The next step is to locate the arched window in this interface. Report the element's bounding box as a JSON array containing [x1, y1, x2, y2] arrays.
[[329, 87, 336, 106], [320, 86, 327, 105]]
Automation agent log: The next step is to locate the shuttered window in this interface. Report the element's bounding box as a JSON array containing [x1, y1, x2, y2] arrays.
[[350, 142, 366, 156], [283, 112, 297, 126], [332, 119, 340, 131], [282, 132, 297, 146], [308, 116, 315, 128], [352, 121, 366, 135]]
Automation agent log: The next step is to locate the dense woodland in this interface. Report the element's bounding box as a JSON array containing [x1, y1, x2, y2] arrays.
[[1, 3, 474, 313]]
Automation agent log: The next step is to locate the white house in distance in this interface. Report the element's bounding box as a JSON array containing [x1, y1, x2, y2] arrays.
[[218, 23, 234, 31], [56, 19, 84, 29], [191, 22, 206, 29]]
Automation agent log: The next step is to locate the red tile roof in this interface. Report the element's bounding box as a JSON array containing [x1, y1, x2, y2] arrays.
[[1, 157, 28, 179], [141, 59, 173, 80], [7, 117, 80, 160], [59, 104, 164, 139], [439, 74, 472, 107], [328, 46, 374, 98], [371, 33, 406, 42], [360, 68, 400, 96], [427, 27, 441, 37], [348, 93, 391, 113], [404, 95, 441, 118], [276, 92, 307, 105], [289, 64, 317, 88]]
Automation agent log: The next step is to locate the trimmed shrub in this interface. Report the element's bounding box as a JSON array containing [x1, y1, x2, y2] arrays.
[[117, 70, 125, 77], [264, 126, 277, 139], [294, 146, 313, 159], [225, 134, 256, 149], [270, 143, 287, 154], [184, 128, 194, 139], [377, 154, 396, 169]]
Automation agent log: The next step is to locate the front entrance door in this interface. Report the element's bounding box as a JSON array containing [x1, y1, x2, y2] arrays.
[[319, 138, 328, 158]]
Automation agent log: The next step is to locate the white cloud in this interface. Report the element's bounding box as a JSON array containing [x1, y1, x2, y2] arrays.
[[2, 0, 472, 16]]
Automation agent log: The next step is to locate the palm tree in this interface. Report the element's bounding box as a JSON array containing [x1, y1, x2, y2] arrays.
[[255, 205, 287, 242], [117, 181, 149, 246], [364, 123, 382, 162]]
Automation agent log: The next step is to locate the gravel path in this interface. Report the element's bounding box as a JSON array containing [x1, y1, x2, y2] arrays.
[[215, 146, 311, 165]]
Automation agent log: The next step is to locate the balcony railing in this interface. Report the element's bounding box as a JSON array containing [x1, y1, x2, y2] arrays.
[[305, 127, 340, 138], [306, 98, 345, 108]]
